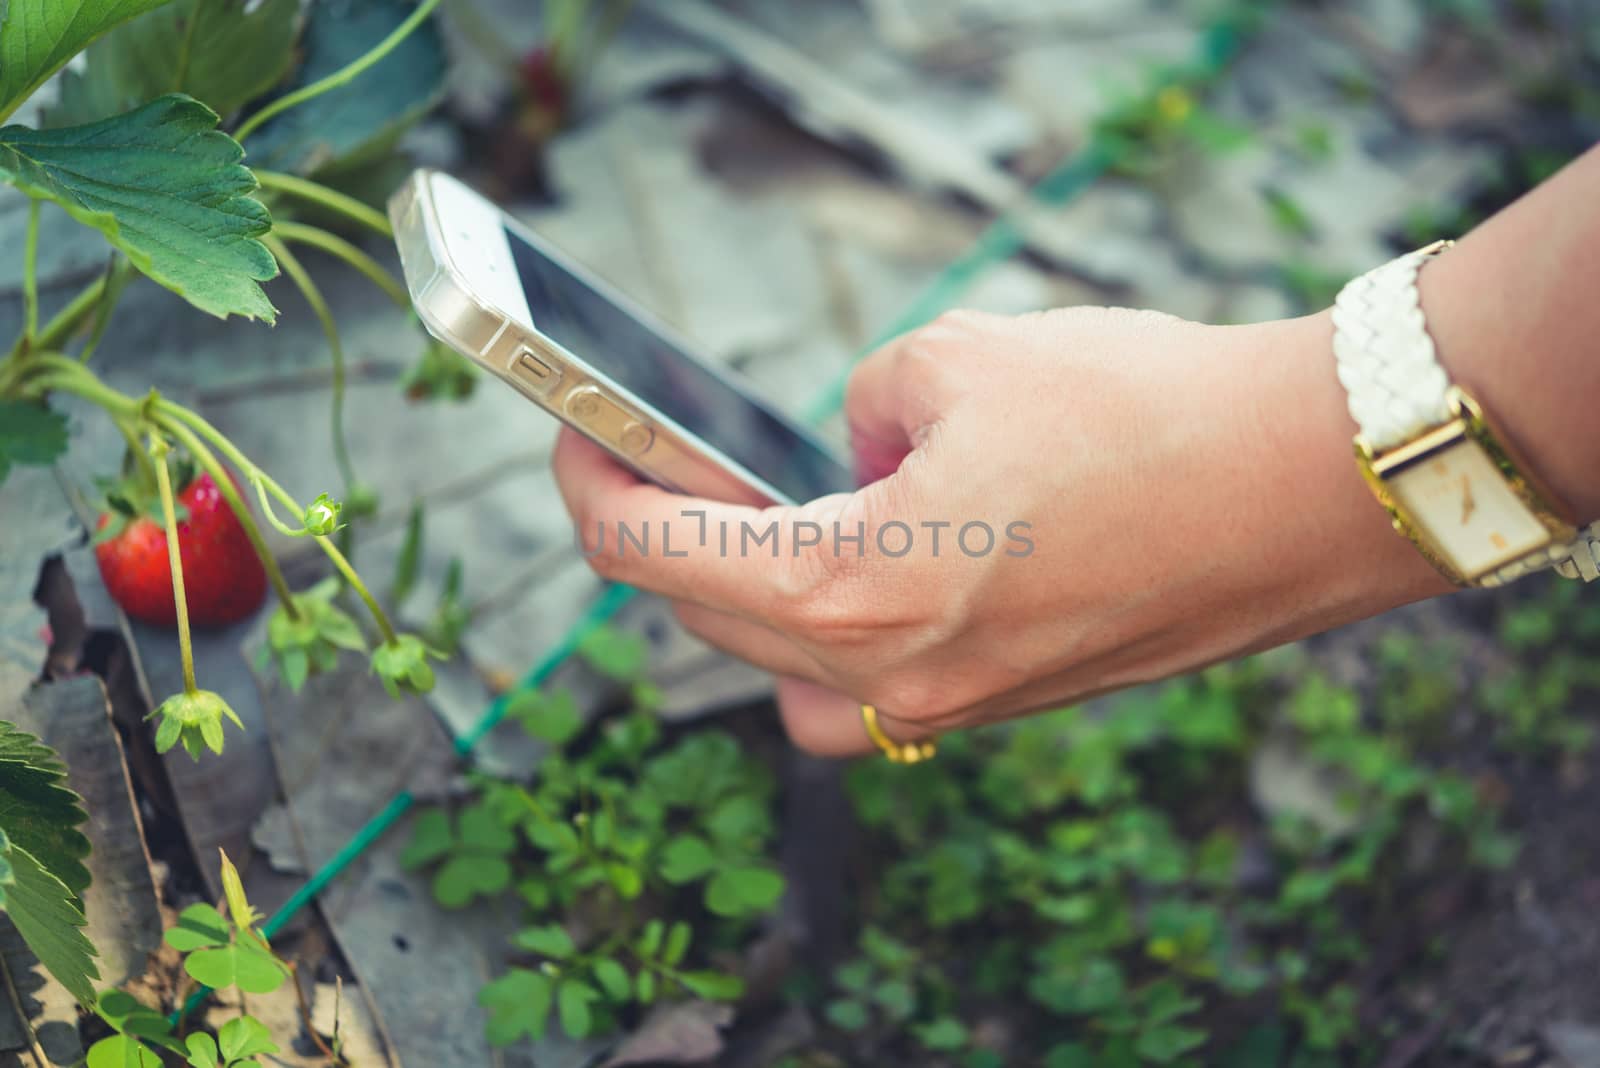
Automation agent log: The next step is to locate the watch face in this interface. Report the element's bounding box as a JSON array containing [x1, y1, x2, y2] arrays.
[[1385, 439, 1551, 579]]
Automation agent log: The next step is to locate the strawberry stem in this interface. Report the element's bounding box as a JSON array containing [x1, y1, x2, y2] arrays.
[[76, 255, 134, 365], [155, 402, 400, 645], [33, 260, 135, 358], [271, 221, 409, 307], [112, 416, 161, 492], [151, 411, 302, 622], [250, 476, 316, 539], [320, 532, 399, 647], [232, 0, 445, 143], [262, 234, 357, 495], [17, 355, 303, 623], [21, 200, 39, 348], [254, 172, 393, 238], [148, 434, 199, 695]]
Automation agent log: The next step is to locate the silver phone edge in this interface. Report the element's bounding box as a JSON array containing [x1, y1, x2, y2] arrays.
[[389, 169, 854, 509]]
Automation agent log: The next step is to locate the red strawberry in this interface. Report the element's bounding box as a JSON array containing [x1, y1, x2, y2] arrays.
[[95, 470, 268, 628]]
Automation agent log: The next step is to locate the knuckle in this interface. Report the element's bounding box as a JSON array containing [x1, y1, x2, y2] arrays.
[[779, 571, 858, 635], [927, 308, 990, 335], [769, 501, 875, 631]]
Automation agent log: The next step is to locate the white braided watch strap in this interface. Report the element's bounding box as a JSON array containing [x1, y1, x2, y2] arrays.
[[1332, 242, 1600, 587]]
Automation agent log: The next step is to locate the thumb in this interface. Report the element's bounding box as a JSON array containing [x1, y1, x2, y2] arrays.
[[844, 319, 958, 485]]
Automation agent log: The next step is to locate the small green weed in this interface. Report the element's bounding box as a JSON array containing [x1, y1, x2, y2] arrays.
[[402, 626, 780, 1047], [823, 641, 1527, 1066]]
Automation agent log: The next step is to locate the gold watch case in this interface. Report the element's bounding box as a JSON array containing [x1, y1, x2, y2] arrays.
[[1355, 386, 1578, 586]]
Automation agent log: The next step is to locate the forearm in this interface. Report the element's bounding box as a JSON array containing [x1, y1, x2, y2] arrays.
[[1248, 146, 1600, 622], [1422, 143, 1600, 521]]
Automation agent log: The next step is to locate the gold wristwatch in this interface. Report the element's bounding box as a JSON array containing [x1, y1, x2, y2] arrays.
[[1332, 241, 1599, 587]]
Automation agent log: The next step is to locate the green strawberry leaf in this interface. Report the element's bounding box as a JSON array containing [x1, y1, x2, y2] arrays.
[[0, 400, 69, 485], [0, 94, 278, 321], [0, 0, 175, 121], [0, 720, 92, 899], [242, 0, 444, 176], [478, 968, 552, 1047], [1, 841, 99, 1005], [50, 0, 301, 126]]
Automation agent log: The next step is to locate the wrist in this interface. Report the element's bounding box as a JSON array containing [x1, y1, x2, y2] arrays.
[[1224, 312, 1455, 620], [1419, 231, 1600, 523]]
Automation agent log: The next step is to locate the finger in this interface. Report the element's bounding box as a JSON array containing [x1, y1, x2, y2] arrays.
[[552, 429, 844, 619], [844, 313, 975, 484], [773, 678, 872, 757], [671, 602, 831, 685], [773, 678, 942, 759]]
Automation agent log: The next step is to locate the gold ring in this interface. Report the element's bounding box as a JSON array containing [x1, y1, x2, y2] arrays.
[[860, 704, 937, 764]]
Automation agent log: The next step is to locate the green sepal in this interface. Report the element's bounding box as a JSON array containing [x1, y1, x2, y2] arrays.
[[148, 689, 244, 760]]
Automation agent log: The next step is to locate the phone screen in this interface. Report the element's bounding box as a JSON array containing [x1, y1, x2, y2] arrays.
[[504, 228, 853, 504]]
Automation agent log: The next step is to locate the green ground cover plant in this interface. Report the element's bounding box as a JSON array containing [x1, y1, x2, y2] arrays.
[[402, 626, 776, 1046], [796, 612, 1589, 1067], [86, 851, 294, 1067]]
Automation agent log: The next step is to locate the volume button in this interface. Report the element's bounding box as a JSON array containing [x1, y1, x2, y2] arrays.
[[563, 388, 654, 457], [508, 345, 558, 393], [619, 422, 654, 456]]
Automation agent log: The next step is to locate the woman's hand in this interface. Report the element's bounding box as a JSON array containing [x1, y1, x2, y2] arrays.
[[553, 305, 1450, 756]]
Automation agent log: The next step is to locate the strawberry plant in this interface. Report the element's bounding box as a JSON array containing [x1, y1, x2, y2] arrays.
[[401, 628, 778, 1046], [0, 0, 453, 1032]]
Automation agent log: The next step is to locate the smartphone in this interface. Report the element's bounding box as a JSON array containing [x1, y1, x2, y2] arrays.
[[389, 169, 853, 506]]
